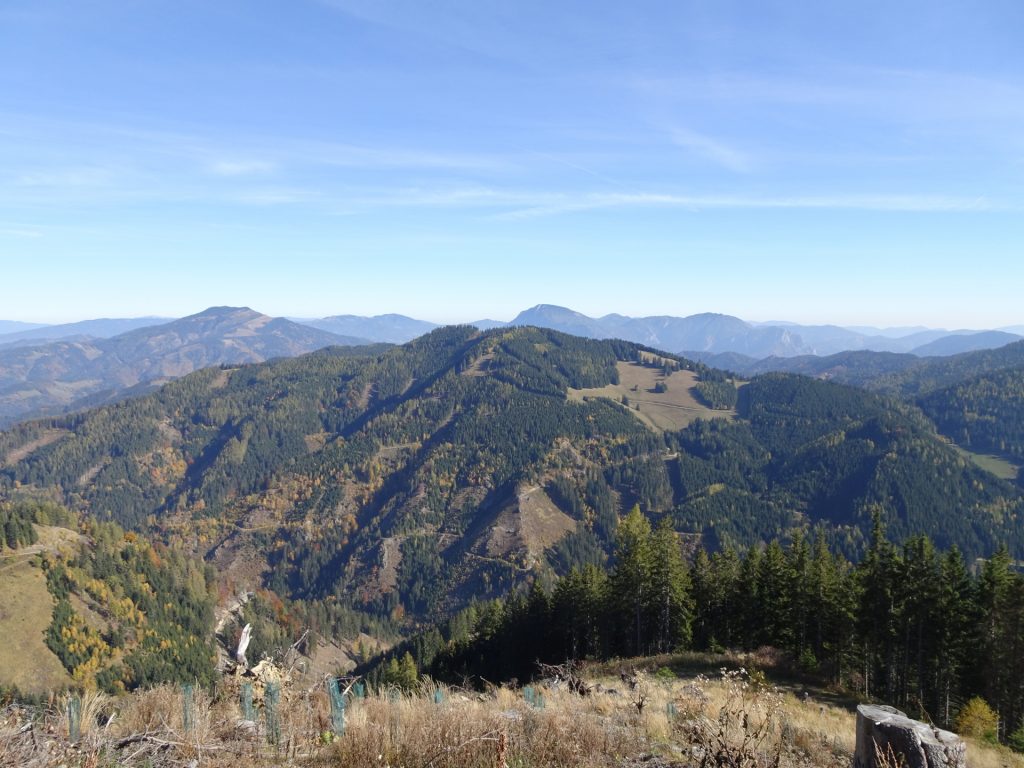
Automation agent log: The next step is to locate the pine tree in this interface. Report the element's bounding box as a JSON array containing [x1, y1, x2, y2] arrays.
[[552, 564, 607, 660], [809, 531, 855, 684], [737, 545, 762, 650], [690, 548, 717, 650], [711, 546, 743, 649], [897, 535, 941, 715]]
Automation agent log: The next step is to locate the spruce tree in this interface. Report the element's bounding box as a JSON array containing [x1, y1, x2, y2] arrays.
[[608, 504, 652, 656], [690, 548, 717, 650], [857, 510, 900, 700], [937, 546, 975, 727], [647, 517, 693, 653]]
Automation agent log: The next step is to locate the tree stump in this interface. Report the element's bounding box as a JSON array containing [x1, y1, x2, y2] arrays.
[[854, 704, 966, 768]]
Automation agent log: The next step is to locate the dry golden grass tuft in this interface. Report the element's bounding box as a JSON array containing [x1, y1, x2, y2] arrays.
[[2, 659, 1024, 768], [317, 682, 647, 768]]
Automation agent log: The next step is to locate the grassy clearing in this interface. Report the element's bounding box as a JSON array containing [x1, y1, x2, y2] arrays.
[[0, 552, 71, 695], [951, 444, 1020, 481], [569, 361, 736, 432], [3, 652, 1021, 767], [0, 525, 81, 695]]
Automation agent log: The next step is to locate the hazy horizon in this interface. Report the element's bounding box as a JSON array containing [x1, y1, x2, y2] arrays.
[[1, 302, 1021, 335], [2, 1, 1022, 328]]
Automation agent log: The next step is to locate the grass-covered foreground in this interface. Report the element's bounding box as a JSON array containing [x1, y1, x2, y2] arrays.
[[2, 654, 1022, 768]]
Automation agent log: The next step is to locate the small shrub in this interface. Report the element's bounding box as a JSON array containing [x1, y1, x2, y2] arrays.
[[797, 648, 818, 673], [956, 697, 999, 743]]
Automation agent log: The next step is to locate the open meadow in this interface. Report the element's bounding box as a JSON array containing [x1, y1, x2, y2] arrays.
[[569, 361, 737, 432]]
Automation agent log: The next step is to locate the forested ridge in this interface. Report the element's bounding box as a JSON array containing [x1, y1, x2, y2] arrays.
[[917, 368, 1024, 465], [1, 323, 1024, 704], [1, 327, 1022, 634], [367, 507, 1024, 746], [726, 340, 1024, 488]]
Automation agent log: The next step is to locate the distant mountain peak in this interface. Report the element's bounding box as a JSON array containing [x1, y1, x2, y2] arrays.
[[0, 308, 372, 428], [189, 305, 261, 319]]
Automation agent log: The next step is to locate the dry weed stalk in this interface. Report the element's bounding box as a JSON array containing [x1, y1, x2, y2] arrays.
[[682, 668, 786, 768], [873, 738, 908, 768]]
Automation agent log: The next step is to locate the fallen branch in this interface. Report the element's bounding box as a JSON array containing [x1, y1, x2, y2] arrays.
[[537, 660, 592, 696]]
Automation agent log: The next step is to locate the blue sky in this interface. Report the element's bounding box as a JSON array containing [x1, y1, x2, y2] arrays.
[[1, 1, 1022, 327]]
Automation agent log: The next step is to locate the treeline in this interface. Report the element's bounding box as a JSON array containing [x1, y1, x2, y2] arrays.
[[368, 507, 1024, 745], [693, 366, 739, 410], [1, 501, 38, 549], [694, 379, 738, 410], [42, 518, 217, 691], [0, 498, 75, 550]]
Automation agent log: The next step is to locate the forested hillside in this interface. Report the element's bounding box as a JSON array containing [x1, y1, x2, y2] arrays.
[[0, 499, 216, 695], [739, 340, 1024, 397], [728, 341, 1024, 485], [373, 508, 1024, 743], [918, 368, 1024, 465], [2, 326, 1021, 642]]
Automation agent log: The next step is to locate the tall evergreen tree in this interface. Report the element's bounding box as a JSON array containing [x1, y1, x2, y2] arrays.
[[936, 546, 974, 727], [647, 517, 693, 653], [756, 540, 792, 649], [896, 536, 942, 714], [857, 510, 900, 700], [737, 544, 762, 649], [607, 504, 653, 656], [551, 564, 608, 660]]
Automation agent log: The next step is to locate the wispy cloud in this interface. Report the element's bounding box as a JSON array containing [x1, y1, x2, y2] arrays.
[[229, 187, 317, 206], [670, 128, 751, 172], [208, 160, 277, 176], [631, 68, 1024, 127], [249, 185, 1003, 218], [494, 191, 1002, 220]]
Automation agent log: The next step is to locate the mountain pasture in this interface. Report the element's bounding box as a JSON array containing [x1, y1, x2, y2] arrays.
[[0, 525, 80, 694], [952, 444, 1020, 481], [569, 361, 735, 431]]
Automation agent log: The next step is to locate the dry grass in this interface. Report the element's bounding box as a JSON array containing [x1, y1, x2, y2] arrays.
[[2, 660, 1023, 768], [318, 682, 647, 768], [0, 538, 73, 694]]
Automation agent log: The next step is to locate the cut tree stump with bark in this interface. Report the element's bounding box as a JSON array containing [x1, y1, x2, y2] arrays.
[[854, 704, 965, 768]]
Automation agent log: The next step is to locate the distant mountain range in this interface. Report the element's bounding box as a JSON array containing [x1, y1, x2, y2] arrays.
[[300, 314, 438, 344], [0, 307, 377, 427], [4, 304, 1020, 358], [495, 304, 1023, 359], [0, 320, 49, 336], [714, 339, 1024, 395], [0, 317, 172, 348], [1, 302, 1021, 429]]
